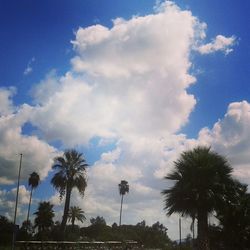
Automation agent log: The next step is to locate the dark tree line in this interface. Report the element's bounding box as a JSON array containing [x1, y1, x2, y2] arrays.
[[1, 147, 250, 250], [0, 214, 172, 248]]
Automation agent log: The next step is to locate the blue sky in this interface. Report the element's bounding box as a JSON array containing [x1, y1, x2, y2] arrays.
[[0, 0, 249, 240]]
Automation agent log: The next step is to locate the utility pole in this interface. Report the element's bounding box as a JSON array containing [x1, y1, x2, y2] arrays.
[[179, 217, 182, 249], [11, 153, 23, 250]]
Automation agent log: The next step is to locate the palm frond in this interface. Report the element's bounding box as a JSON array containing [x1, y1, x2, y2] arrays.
[[162, 146, 233, 219], [28, 172, 40, 188]]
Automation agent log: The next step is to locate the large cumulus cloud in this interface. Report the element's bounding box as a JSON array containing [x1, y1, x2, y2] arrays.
[[199, 101, 250, 186], [30, 2, 202, 145]]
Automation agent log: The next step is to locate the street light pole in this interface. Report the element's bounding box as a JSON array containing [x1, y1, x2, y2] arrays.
[[11, 153, 23, 250]]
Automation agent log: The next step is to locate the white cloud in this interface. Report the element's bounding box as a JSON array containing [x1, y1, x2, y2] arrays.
[[0, 87, 16, 116], [30, 70, 60, 104], [197, 35, 236, 55], [24, 66, 33, 76], [71, 4, 199, 81], [0, 177, 14, 185], [24, 57, 35, 76], [30, 2, 204, 147], [199, 100, 250, 186], [0, 185, 30, 223], [71, 25, 110, 50], [0, 94, 58, 183], [100, 148, 121, 163]]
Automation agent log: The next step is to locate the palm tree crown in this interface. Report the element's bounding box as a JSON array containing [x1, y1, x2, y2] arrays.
[[119, 180, 129, 195], [51, 149, 88, 235], [68, 206, 86, 227], [28, 172, 40, 189], [162, 146, 233, 250], [34, 201, 54, 236], [27, 172, 40, 222]]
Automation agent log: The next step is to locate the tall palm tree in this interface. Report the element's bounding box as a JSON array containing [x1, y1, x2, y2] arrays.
[[118, 180, 129, 226], [27, 172, 40, 222], [51, 149, 88, 235], [34, 201, 54, 240], [68, 206, 86, 227], [162, 146, 233, 250]]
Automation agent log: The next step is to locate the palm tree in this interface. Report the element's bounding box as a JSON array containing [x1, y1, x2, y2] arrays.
[[162, 146, 233, 250], [118, 180, 129, 226], [51, 149, 88, 235], [27, 172, 40, 222], [34, 201, 54, 240], [68, 206, 86, 227]]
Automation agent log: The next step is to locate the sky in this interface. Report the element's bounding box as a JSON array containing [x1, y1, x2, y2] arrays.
[[0, 0, 249, 240]]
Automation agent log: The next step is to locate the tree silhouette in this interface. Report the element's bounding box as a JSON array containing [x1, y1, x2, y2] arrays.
[[118, 180, 129, 226], [51, 149, 88, 236], [216, 180, 250, 249], [162, 146, 233, 250], [0, 216, 13, 246], [34, 201, 54, 240], [68, 206, 86, 227], [27, 172, 40, 222]]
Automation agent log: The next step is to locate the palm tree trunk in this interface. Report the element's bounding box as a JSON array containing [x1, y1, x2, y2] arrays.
[[197, 210, 209, 250], [119, 195, 124, 226], [27, 188, 33, 222], [61, 187, 71, 236]]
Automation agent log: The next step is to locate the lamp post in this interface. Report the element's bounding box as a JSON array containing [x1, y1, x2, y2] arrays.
[[11, 153, 23, 250]]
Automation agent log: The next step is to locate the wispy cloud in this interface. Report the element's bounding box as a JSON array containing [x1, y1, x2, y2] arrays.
[[0, 177, 14, 185], [197, 35, 236, 55], [24, 57, 35, 75]]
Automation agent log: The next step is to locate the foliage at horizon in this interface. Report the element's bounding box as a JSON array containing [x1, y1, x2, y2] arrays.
[[1, 147, 250, 249]]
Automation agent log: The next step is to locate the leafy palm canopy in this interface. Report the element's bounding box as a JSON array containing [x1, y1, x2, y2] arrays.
[[119, 180, 129, 195], [162, 146, 233, 216], [34, 201, 54, 232], [51, 149, 88, 199], [28, 172, 40, 189], [68, 206, 86, 226]]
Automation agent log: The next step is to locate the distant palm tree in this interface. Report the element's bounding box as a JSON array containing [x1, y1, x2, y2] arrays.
[[51, 149, 88, 235], [162, 146, 233, 250], [118, 180, 129, 226], [27, 172, 40, 222], [34, 201, 54, 240], [68, 206, 86, 227]]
